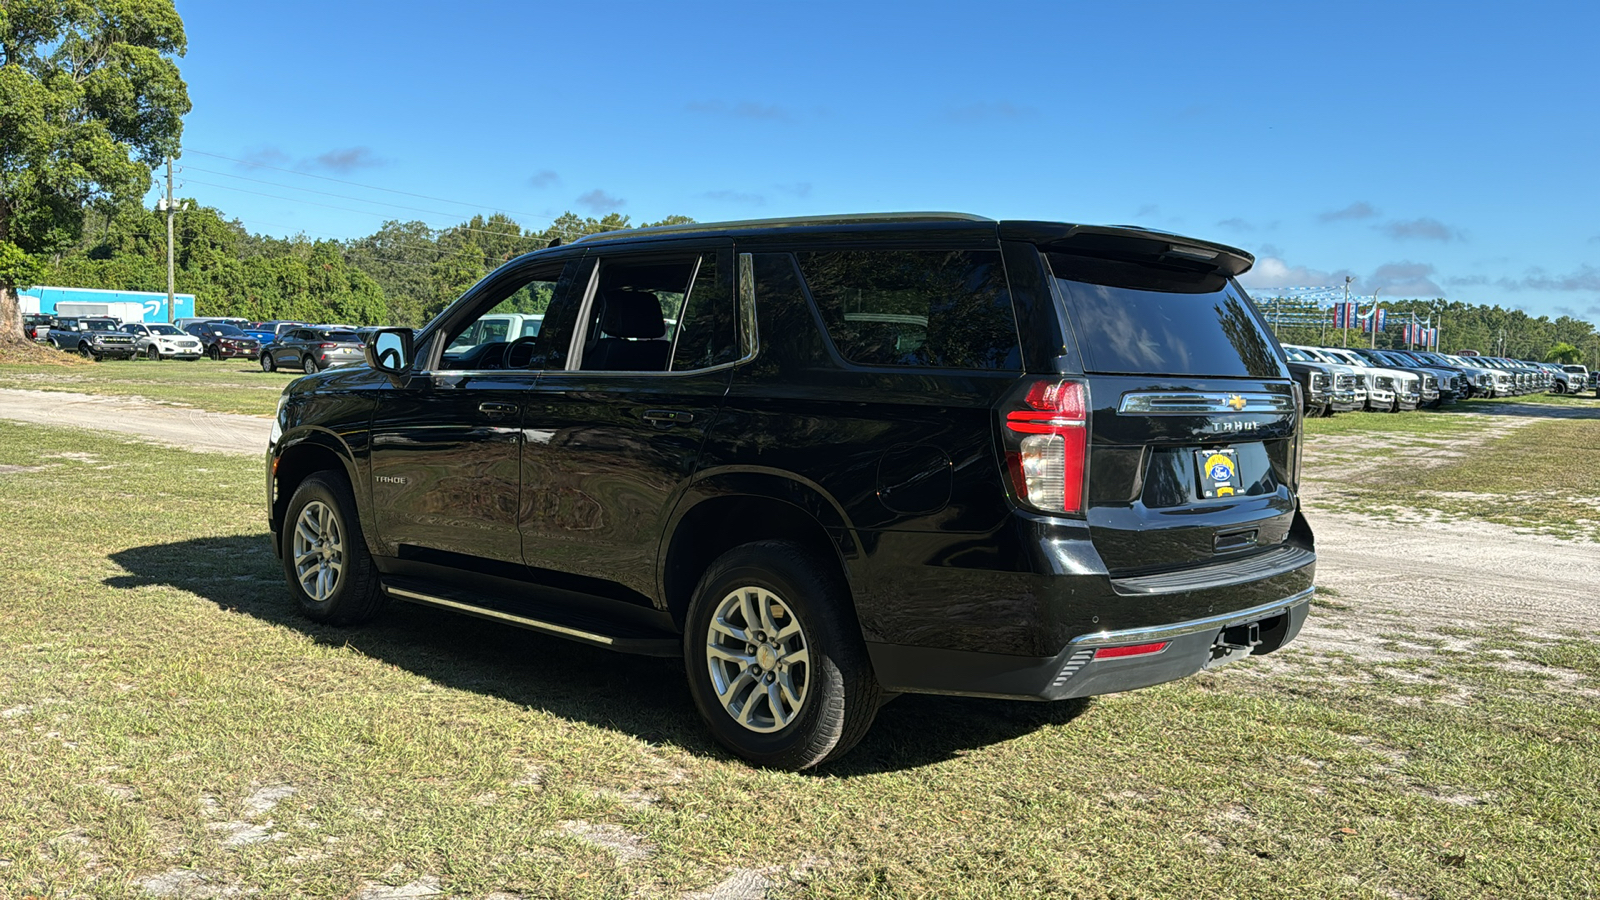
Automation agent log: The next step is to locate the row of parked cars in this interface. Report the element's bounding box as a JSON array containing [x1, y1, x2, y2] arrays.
[[1280, 343, 1592, 414], [21, 314, 375, 374]]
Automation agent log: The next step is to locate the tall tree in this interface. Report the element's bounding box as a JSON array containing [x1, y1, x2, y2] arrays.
[[0, 0, 190, 342]]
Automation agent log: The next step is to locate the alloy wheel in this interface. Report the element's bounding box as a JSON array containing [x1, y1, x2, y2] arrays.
[[292, 500, 344, 602], [705, 585, 810, 733]]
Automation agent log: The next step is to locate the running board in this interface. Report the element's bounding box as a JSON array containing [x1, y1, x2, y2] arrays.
[[382, 580, 682, 657]]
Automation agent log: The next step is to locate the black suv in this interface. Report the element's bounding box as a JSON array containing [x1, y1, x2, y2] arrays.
[[267, 213, 1315, 769]]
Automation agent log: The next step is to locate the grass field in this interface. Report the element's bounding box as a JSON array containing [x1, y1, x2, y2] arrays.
[[1303, 401, 1600, 542], [2, 411, 1599, 897], [0, 356, 294, 417]]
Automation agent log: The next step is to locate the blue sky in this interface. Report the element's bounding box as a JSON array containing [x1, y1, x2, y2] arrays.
[[167, 0, 1599, 319]]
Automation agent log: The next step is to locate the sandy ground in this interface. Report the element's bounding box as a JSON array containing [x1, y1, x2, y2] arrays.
[[2, 389, 1594, 640], [0, 388, 271, 456]]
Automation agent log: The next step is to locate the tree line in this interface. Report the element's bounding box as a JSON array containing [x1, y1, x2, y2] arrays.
[[1255, 295, 1600, 366], [36, 204, 692, 327]]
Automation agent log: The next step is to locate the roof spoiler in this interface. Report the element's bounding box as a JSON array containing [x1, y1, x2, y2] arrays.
[[998, 222, 1254, 278]]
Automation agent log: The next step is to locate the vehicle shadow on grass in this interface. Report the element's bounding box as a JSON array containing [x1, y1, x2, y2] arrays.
[[1459, 400, 1600, 419], [106, 533, 1090, 776]]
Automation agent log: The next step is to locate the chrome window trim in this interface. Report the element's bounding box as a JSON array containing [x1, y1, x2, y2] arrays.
[[1117, 392, 1296, 415]]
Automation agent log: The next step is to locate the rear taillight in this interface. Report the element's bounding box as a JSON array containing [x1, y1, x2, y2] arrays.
[[1001, 379, 1088, 515], [318, 343, 337, 349]]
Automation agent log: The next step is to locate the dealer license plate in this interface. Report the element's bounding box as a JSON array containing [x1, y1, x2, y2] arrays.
[[1195, 448, 1242, 499]]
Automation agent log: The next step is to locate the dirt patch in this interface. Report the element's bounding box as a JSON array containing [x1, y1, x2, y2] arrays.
[[557, 820, 654, 862], [0, 388, 270, 455], [0, 340, 93, 366]]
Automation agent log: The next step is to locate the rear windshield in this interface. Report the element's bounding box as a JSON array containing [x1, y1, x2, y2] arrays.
[[322, 331, 361, 343], [1047, 253, 1284, 378]]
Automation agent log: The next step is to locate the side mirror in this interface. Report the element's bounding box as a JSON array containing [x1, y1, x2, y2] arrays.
[[366, 328, 413, 375]]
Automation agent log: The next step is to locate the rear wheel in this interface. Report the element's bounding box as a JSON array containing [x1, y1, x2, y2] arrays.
[[684, 540, 881, 770], [303, 355, 320, 374], [281, 471, 385, 625], [260, 352, 276, 372]]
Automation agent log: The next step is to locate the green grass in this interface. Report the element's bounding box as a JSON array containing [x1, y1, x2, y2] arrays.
[[0, 356, 295, 417], [1309, 413, 1600, 541], [3, 421, 1599, 898]]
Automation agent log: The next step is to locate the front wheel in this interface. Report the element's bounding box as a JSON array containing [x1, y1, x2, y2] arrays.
[[684, 540, 881, 771], [146, 346, 162, 361], [281, 471, 385, 625], [208, 345, 221, 361]]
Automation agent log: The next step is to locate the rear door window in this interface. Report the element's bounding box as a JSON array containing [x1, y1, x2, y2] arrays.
[[670, 250, 737, 371], [794, 249, 1021, 370], [1047, 253, 1285, 378]]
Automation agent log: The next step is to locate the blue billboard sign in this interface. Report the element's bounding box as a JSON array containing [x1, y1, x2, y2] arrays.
[[18, 285, 196, 322]]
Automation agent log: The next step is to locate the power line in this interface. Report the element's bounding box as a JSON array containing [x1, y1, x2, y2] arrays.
[[184, 148, 550, 219], [182, 164, 540, 225], [180, 178, 536, 240]]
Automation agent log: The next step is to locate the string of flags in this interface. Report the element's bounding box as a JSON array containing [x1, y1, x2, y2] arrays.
[[1402, 324, 1440, 349], [1327, 302, 1438, 347]]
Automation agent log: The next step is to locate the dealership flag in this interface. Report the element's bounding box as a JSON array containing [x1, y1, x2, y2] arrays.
[[1375, 308, 1387, 332]]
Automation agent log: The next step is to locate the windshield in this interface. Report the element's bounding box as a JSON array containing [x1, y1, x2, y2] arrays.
[[1282, 346, 1313, 362], [149, 324, 181, 335], [208, 324, 244, 336], [84, 320, 117, 332]]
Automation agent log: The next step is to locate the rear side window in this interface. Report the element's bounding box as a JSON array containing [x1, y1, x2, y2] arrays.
[[671, 251, 737, 371], [1048, 253, 1284, 378], [794, 249, 1021, 370]]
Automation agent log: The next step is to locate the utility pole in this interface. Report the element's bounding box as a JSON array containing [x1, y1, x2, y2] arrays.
[[1342, 276, 1352, 347], [162, 157, 176, 323]]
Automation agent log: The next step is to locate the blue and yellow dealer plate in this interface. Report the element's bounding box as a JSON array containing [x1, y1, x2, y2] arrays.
[[1195, 448, 1242, 499]]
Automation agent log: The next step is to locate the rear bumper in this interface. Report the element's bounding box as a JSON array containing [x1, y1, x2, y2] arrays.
[[868, 587, 1313, 700]]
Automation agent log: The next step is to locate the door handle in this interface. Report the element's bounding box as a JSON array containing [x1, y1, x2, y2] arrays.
[[479, 401, 518, 417], [642, 409, 694, 426]]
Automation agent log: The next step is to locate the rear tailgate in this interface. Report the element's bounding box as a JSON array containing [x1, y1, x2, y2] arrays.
[[1042, 248, 1305, 577]]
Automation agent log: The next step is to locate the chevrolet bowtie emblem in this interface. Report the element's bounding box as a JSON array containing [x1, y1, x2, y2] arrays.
[[1226, 394, 1248, 411]]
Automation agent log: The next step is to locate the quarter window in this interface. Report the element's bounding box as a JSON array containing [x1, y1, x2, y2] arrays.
[[794, 249, 1022, 370]]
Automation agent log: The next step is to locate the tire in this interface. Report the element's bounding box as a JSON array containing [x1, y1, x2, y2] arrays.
[[683, 540, 881, 771], [208, 345, 221, 361], [260, 352, 276, 372], [147, 346, 162, 361], [280, 471, 386, 625], [78, 343, 95, 359], [302, 355, 320, 374]]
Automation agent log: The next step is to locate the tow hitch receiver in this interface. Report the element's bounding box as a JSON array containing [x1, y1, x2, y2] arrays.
[[1220, 621, 1262, 651], [1206, 621, 1262, 668]]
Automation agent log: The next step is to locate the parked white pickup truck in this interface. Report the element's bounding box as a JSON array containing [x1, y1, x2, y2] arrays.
[[446, 313, 543, 351]]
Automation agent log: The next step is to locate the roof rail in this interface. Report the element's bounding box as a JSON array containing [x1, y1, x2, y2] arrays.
[[570, 211, 994, 244]]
